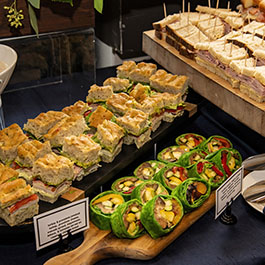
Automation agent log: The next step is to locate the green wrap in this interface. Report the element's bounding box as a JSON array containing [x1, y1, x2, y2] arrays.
[[175, 133, 206, 149], [111, 176, 144, 201], [177, 149, 208, 167], [172, 178, 211, 212], [90, 190, 125, 230], [157, 145, 190, 164], [154, 164, 189, 192], [133, 160, 166, 180], [140, 194, 184, 239], [188, 160, 226, 189], [202, 135, 232, 153], [131, 180, 168, 204], [206, 148, 242, 177], [110, 199, 145, 239]]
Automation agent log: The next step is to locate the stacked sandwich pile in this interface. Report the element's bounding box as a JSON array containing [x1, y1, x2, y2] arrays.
[[152, 4, 265, 103], [90, 132, 242, 239], [0, 61, 189, 225]]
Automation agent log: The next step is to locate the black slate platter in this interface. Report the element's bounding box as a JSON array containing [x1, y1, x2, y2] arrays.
[[0, 110, 191, 237]]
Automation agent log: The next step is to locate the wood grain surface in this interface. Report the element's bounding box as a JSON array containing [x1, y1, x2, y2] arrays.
[[142, 30, 265, 137], [45, 192, 215, 265]]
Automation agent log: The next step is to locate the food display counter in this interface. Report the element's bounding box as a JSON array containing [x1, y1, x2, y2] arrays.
[[0, 64, 265, 265]]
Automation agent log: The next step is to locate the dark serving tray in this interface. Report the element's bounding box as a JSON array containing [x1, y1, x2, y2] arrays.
[[0, 110, 193, 237]]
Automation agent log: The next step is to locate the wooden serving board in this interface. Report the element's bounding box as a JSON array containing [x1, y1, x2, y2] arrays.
[[45, 192, 215, 265], [142, 30, 265, 138]]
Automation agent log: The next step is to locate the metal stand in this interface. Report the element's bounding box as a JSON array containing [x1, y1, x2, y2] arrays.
[[220, 199, 237, 225], [57, 230, 73, 254]]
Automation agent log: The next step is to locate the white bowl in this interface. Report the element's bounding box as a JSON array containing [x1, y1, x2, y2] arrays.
[[0, 44, 17, 96]]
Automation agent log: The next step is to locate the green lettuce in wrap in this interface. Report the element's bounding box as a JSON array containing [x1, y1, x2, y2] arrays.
[[110, 199, 145, 239], [154, 164, 188, 192], [175, 133, 206, 149], [111, 176, 144, 201], [140, 194, 184, 239], [177, 149, 208, 167], [90, 190, 125, 230], [133, 160, 166, 180], [206, 148, 242, 177], [188, 160, 226, 189], [172, 178, 211, 212], [157, 145, 190, 164], [202, 135, 232, 153], [131, 180, 168, 204]]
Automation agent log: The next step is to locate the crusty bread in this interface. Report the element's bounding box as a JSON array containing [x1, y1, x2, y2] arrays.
[[129, 83, 151, 103], [116, 61, 137, 79], [62, 134, 101, 164], [128, 62, 157, 83], [103, 77, 131, 93], [0, 124, 28, 165], [62, 100, 90, 117], [44, 115, 88, 147], [23, 111, 68, 140], [96, 120, 125, 153], [86, 84, 113, 103], [33, 153, 74, 185], [15, 140, 51, 168], [88, 105, 114, 129], [106, 93, 140, 116], [0, 164, 18, 184], [116, 108, 150, 136], [0, 199, 39, 226]]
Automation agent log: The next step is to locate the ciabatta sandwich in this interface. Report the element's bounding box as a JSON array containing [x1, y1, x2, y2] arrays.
[[116, 61, 137, 79], [0, 123, 28, 165], [0, 163, 19, 185], [103, 77, 132, 93], [128, 62, 157, 84], [32, 153, 74, 203], [86, 84, 113, 107]]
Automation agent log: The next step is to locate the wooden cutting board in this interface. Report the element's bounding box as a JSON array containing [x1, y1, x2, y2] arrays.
[[142, 30, 265, 138], [45, 192, 215, 265]]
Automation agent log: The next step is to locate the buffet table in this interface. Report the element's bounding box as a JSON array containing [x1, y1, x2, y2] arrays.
[[0, 65, 265, 265]]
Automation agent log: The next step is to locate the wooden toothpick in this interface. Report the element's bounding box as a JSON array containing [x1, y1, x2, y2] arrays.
[[163, 3, 167, 18], [252, 29, 255, 41], [179, 10, 182, 25], [182, 0, 185, 13], [244, 48, 248, 67], [208, 0, 211, 8], [216, 0, 219, 9], [227, 1, 230, 10], [188, 2, 190, 25], [229, 41, 233, 57]]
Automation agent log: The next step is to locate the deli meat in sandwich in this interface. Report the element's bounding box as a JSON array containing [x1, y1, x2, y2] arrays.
[[0, 178, 39, 226]]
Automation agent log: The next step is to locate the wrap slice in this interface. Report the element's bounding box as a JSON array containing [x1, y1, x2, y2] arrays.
[[154, 164, 189, 192], [206, 148, 242, 177], [175, 133, 206, 149], [133, 160, 166, 180], [140, 194, 184, 239], [157, 145, 190, 164], [172, 178, 211, 212], [177, 149, 208, 167], [110, 199, 145, 239], [90, 190, 125, 230], [202, 135, 232, 153], [131, 180, 168, 204], [111, 176, 144, 201], [188, 160, 226, 189]]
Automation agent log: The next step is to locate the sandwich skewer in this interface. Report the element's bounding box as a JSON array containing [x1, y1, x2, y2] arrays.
[[227, 1, 230, 10], [252, 30, 255, 41], [216, 0, 219, 9], [244, 48, 248, 67], [229, 41, 233, 57], [163, 3, 167, 18], [182, 0, 185, 13], [208, 0, 211, 8]]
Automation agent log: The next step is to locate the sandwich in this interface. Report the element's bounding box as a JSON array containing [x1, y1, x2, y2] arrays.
[[129, 83, 151, 103], [87, 105, 115, 131], [32, 152, 74, 203], [116, 108, 151, 149], [0, 163, 19, 184], [103, 77, 132, 93], [106, 92, 141, 116], [12, 140, 52, 184], [149, 69, 189, 96], [62, 100, 92, 123], [86, 84, 113, 108], [0, 123, 28, 165], [0, 178, 39, 226], [61, 134, 101, 180], [93, 120, 125, 163], [116, 61, 137, 79], [241, 20, 265, 34], [128, 62, 157, 84], [43, 114, 88, 148], [23, 111, 68, 140]]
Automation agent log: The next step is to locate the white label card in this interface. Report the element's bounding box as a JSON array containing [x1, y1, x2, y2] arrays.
[[215, 166, 244, 219], [33, 197, 89, 251]]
